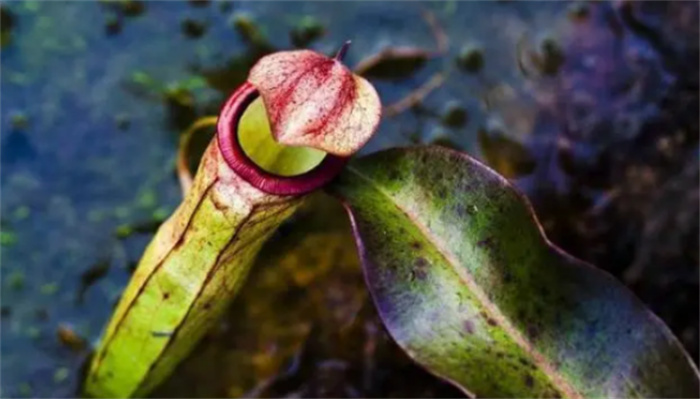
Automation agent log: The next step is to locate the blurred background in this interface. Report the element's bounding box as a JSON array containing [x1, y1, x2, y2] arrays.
[[1, 1, 698, 397]]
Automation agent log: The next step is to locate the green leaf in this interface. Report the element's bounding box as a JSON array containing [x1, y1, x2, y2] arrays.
[[327, 146, 699, 398]]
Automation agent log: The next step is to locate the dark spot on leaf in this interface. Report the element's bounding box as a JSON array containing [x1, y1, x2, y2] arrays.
[[410, 241, 422, 250], [533, 305, 545, 318], [553, 312, 563, 329], [524, 374, 534, 387], [586, 318, 599, 337], [517, 308, 527, 320], [163, 292, 170, 300], [387, 170, 400, 181], [503, 270, 513, 283], [463, 320, 475, 334], [477, 236, 494, 248], [411, 268, 428, 281], [203, 302, 212, 310], [487, 317, 498, 327], [527, 325, 540, 340]]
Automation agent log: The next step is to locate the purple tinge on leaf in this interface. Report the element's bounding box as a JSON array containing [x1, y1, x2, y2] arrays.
[[248, 49, 382, 157]]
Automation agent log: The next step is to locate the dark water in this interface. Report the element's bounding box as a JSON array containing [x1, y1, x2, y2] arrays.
[[1, 1, 697, 397]]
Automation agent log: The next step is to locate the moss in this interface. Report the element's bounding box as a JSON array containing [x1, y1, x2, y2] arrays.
[[25, 326, 41, 340], [88, 209, 108, 223], [114, 206, 130, 219], [22, 1, 39, 12], [9, 111, 29, 131], [12, 206, 31, 221], [104, 12, 122, 36], [130, 70, 158, 88], [6, 271, 25, 290], [17, 382, 32, 397], [52, 367, 69, 383], [40, 282, 59, 296], [1, 5, 15, 47], [115, 113, 130, 130], [137, 189, 157, 209], [290, 16, 325, 48], [1, 231, 18, 247], [229, 13, 273, 51], [120, 0, 145, 17], [152, 207, 170, 222], [115, 224, 134, 239]]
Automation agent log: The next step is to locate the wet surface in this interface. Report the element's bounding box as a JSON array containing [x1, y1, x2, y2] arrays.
[[1, 1, 697, 397]]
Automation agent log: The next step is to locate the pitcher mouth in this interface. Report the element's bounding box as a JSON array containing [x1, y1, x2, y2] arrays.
[[217, 82, 348, 196]]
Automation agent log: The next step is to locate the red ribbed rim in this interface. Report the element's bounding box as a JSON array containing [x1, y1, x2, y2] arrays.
[[217, 82, 348, 196]]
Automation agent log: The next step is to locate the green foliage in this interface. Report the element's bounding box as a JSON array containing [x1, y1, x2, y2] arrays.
[[328, 146, 700, 397]]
